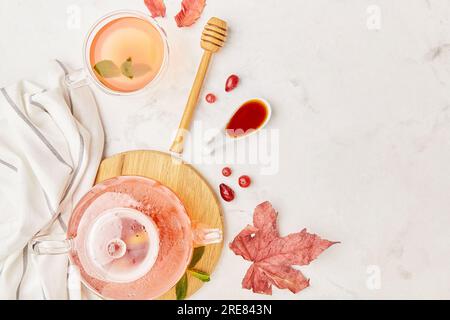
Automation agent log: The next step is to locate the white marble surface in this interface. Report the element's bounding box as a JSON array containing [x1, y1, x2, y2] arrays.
[[2, 0, 450, 299]]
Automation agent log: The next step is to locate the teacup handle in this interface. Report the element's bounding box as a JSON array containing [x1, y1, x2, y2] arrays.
[[192, 223, 223, 246], [30, 234, 73, 255], [64, 68, 90, 90]]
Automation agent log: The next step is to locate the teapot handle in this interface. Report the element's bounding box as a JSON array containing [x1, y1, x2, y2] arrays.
[[30, 234, 73, 255], [192, 223, 223, 246]]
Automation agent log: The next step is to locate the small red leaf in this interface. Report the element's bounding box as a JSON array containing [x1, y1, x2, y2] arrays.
[[174, 0, 206, 28], [144, 0, 166, 18], [229, 201, 337, 295]]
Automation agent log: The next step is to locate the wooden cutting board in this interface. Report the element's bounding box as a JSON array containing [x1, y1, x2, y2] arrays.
[[95, 150, 223, 300]]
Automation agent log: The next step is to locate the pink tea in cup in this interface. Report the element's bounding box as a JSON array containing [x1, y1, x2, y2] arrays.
[[88, 15, 167, 93]]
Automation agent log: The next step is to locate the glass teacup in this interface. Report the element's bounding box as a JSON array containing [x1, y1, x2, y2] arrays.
[[67, 10, 169, 96]]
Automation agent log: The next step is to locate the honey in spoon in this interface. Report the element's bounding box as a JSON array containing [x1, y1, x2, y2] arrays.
[[226, 99, 270, 138]]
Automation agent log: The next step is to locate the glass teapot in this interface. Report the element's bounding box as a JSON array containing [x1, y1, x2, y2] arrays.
[[30, 176, 222, 300]]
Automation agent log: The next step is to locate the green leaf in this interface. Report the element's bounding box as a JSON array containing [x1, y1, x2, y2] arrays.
[[120, 57, 134, 79], [188, 269, 210, 282], [93, 60, 120, 78], [176, 273, 188, 300], [189, 246, 205, 268]]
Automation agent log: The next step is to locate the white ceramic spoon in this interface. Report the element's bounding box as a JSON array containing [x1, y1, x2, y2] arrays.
[[204, 98, 272, 155]]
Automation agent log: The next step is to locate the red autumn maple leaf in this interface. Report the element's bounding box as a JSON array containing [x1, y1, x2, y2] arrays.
[[174, 0, 207, 28], [229, 201, 337, 295], [144, 0, 166, 18], [144, 0, 206, 28]]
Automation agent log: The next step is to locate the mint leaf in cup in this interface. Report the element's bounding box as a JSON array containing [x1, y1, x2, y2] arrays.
[[93, 60, 120, 78], [120, 58, 151, 79], [121, 57, 134, 79]]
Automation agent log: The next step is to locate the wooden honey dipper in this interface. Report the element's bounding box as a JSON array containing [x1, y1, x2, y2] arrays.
[[170, 17, 228, 154]]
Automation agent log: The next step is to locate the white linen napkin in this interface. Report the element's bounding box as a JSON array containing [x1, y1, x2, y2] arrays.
[[0, 60, 104, 299]]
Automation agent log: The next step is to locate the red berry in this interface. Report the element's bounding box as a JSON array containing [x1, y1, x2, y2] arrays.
[[219, 183, 235, 202], [205, 93, 217, 104], [222, 167, 232, 177], [225, 74, 239, 92], [238, 175, 251, 188]]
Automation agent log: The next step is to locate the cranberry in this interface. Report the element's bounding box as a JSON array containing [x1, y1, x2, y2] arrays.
[[222, 167, 232, 177], [205, 93, 217, 104], [225, 74, 239, 92], [219, 183, 235, 202], [238, 175, 251, 188]]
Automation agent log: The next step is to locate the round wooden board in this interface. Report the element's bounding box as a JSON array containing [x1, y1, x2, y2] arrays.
[[95, 150, 223, 300]]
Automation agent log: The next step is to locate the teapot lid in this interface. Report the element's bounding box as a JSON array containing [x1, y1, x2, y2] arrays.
[[77, 207, 160, 283]]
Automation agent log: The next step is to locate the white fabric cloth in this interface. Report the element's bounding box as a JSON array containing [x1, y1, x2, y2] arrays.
[[0, 61, 104, 299]]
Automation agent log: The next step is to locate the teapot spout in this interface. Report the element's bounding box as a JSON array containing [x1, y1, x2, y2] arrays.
[[192, 224, 223, 246]]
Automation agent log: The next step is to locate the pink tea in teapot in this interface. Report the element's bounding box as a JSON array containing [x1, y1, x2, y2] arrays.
[[68, 176, 193, 299]]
